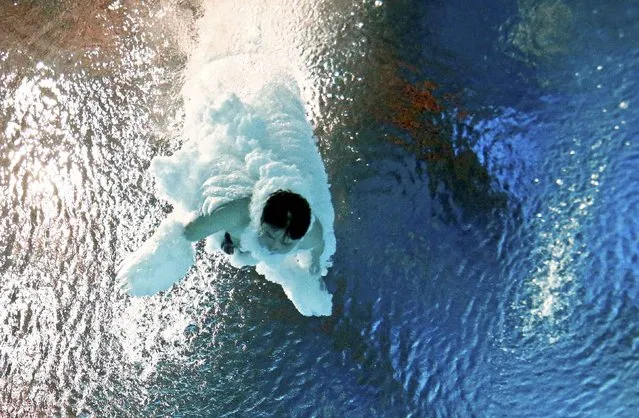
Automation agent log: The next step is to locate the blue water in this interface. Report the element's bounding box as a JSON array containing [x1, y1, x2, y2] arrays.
[[1, 0, 638, 416]]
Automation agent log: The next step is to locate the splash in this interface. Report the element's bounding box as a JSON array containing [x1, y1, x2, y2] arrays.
[[117, 2, 337, 316]]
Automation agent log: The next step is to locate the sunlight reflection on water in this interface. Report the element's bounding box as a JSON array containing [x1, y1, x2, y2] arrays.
[[0, 1, 194, 413], [1, 0, 380, 414]]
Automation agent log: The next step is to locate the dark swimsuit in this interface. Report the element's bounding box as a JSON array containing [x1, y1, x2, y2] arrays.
[[222, 232, 235, 255]]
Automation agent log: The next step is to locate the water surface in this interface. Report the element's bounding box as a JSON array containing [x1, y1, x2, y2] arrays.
[[1, 0, 638, 416]]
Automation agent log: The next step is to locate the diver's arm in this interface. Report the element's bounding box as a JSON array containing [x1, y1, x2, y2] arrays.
[[183, 197, 251, 242], [298, 219, 324, 274], [310, 222, 325, 274]]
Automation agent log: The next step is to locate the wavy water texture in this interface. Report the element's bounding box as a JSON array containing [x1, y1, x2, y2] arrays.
[[2, 0, 639, 416]]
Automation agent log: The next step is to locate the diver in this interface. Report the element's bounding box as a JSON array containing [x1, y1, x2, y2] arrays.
[[183, 190, 324, 274]]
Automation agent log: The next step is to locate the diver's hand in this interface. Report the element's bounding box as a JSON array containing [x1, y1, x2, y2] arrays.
[[308, 244, 323, 276], [309, 259, 321, 276]]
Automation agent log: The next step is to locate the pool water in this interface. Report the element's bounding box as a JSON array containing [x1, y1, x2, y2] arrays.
[[1, 0, 637, 416]]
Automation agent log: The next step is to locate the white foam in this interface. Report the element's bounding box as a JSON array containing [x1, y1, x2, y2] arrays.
[[117, 216, 195, 296]]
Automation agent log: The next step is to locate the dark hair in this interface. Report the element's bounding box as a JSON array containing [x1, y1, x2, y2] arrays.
[[261, 190, 311, 240]]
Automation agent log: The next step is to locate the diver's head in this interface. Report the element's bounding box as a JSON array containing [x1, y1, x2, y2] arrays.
[[258, 190, 311, 254]]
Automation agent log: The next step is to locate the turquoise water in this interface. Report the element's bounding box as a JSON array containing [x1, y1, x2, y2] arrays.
[[1, 0, 638, 416]]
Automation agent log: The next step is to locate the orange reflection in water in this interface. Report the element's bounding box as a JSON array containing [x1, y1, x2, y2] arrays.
[[0, 0, 123, 55], [373, 61, 498, 211]]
